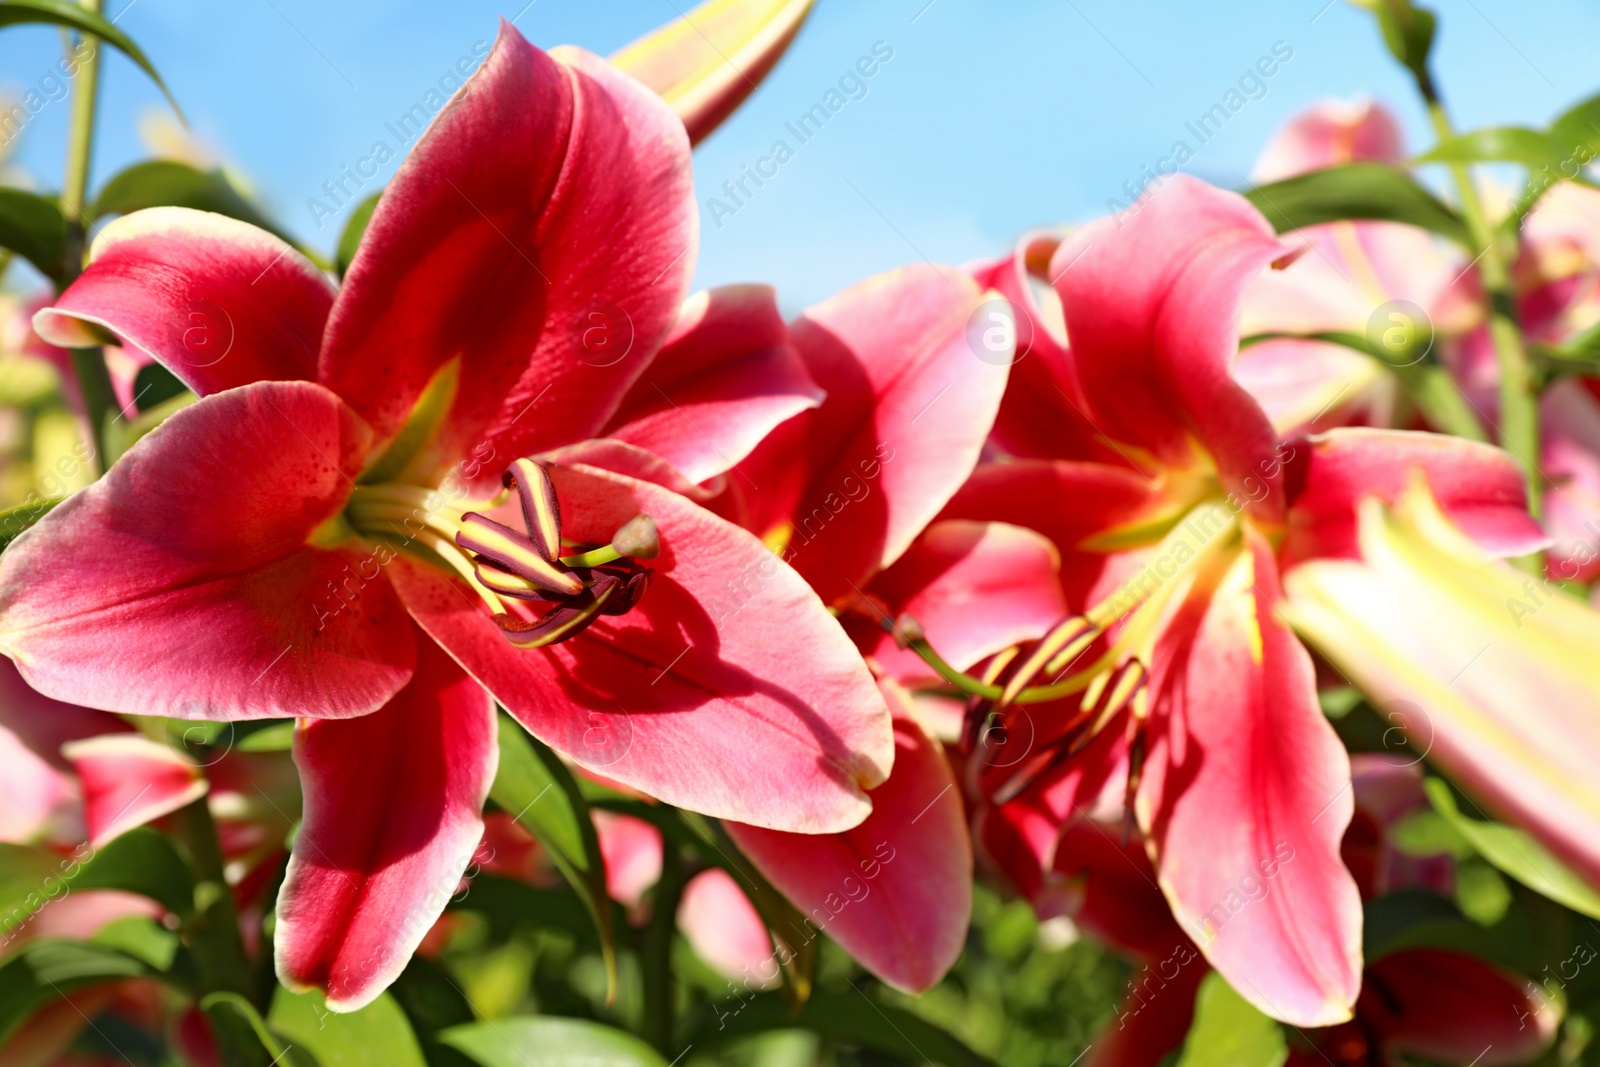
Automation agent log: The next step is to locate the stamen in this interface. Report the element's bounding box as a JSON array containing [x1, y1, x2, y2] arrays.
[[456, 513, 584, 597], [491, 563, 653, 648], [999, 615, 1098, 706], [342, 463, 660, 650], [503, 459, 563, 560], [987, 659, 1147, 805]]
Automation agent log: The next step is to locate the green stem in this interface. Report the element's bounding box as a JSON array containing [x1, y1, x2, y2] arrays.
[[640, 839, 685, 1052], [169, 798, 267, 1066], [1425, 99, 1544, 539], [904, 637, 1099, 706], [59, 0, 116, 474]]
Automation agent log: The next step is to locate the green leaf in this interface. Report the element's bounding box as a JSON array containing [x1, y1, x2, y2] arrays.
[[0, 844, 68, 941], [489, 714, 617, 994], [337, 191, 380, 277], [685, 990, 998, 1067], [1363, 888, 1464, 960], [237, 721, 296, 752], [389, 956, 478, 1067], [1426, 778, 1600, 919], [442, 1017, 668, 1067], [0, 0, 182, 118], [1456, 858, 1514, 926], [90, 916, 178, 971], [269, 987, 428, 1067], [202, 992, 319, 1067], [1173, 972, 1287, 1067], [1244, 162, 1470, 247], [23, 939, 150, 984], [93, 160, 288, 242], [0, 937, 166, 1045], [72, 827, 196, 917], [1419, 126, 1570, 169], [448, 874, 596, 943], [1388, 809, 1471, 858], [0, 187, 67, 280], [1551, 92, 1600, 154]]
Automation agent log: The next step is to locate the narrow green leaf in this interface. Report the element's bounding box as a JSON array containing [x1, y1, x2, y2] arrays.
[[93, 159, 290, 243], [1419, 126, 1570, 168], [0, 844, 65, 940], [90, 915, 178, 971], [337, 191, 381, 278], [442, 1017, 668, 1067], [1244, 162, 1470, 247], [490, 714, 617, 993], [0, 187, 67, 280], [22, 939, 150, 984], [236, 721, 296, 752], [685, 990, 997, 1067], [0, 0, 182, 118], [1426, 778, 1600, 919], [1551, 92, 1600, 154], [269, 988, 428, 1067], [202, 992, 320, 1067], [1173, 972, 1287, 1067]]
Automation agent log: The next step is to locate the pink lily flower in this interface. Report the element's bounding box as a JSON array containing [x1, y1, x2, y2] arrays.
[[0, 24, 891, 1011], [943, 175, 1545, 1025], [1235, 99, 1476, 437], [1239, 98, 1600, 581], [700, 265, 1049, 993], [986, 756, 1552, 1066]]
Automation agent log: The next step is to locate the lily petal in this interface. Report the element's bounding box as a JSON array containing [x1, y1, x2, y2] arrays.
[[33, 208, 333, 399], [604, 286, 822, 485], [274, 638, 496, 1012], [320, 25, 695, 482], [0, 658, 126, 844], [1280, 427, 1548, 568], [1252, 99, 1403, 182], [970, 234, 1118, 464], [1362, 949, 1557, 1065], [1139, 529, 1362, 1027], [0, 381, 416, 720], [592, 810, 663, 910], [62, 735, 208, 848], [1053, 176, 1289, 510], [610, 0, 815, 145], [726, 689, 971, 993], [939, 459, 1166, 605], [390, 464, 893, 833], [676, 867, 779, 988], [1282, 483, 1600, 891], [864, 519, 1066, 682], [1231, 338, 1396, 437], [749, 265, 1005, 604]]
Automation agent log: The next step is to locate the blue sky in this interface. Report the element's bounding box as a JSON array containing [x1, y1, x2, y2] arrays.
[[2, 0, 1597, 308]]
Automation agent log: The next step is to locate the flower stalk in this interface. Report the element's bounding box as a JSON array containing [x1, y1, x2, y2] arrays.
[[60, 0, 117, 475]]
